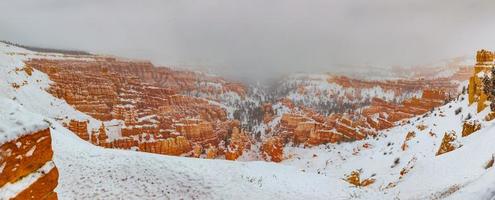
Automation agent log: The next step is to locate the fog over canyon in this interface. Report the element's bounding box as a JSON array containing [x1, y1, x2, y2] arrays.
[[2, 0, 495, 82]]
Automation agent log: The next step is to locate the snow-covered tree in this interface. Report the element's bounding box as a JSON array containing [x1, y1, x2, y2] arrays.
[[482, 67, 495, 111]]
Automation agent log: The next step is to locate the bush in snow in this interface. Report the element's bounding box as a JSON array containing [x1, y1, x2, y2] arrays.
[[455, 107, 462, 115]]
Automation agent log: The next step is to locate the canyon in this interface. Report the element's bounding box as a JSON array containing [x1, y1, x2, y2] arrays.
[[13, 47, 471, 164], [20, 53, 471, 163], [2, 41, 495, 199]]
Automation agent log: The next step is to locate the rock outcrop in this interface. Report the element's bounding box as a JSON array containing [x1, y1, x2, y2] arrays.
[[261, 137, 284, 162], [344, 170, 375, 187], [401, 131, 416, 151], [0, 99, 59, 199], [436, 131, 461, 156], [461, 121, 481, 137], [225, 127, 251, 160], [468, 49, 495, 112]]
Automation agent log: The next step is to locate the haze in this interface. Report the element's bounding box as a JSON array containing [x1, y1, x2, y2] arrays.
[[1, 0, 495, 82]]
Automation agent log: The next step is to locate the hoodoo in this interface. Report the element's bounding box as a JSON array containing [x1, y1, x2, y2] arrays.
[[468, 49, 495, 112]]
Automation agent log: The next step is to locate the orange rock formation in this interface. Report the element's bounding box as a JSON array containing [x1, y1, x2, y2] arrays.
[[0, 128, 59, 199], [261, 137, 284, 162], [27, 58, 248, 158], [468, 49, 495, 112], [436, 131, 460, 156], [461, 121, 481, 137]]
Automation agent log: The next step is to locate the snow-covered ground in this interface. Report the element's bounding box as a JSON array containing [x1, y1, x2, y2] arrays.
[[2, 41, 495, 199], [281, 94, 495, 199]]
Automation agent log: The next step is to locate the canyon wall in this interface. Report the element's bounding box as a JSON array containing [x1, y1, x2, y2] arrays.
[[27, 58, 251, 160]]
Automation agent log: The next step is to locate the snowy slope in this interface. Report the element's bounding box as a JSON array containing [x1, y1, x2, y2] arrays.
[[281, 94, 495, 199], [48, 117, 353, 199]]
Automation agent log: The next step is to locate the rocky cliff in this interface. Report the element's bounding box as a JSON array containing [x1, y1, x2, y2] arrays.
[[0, 99, 58, 199], [27, 58, 250, 159]]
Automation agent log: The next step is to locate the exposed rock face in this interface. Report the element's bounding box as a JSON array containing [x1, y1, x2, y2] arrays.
[[436, 131, 461, 156], [486, 112, 495, 121], [68, 120, 89, 141], [344, 170, 375, 187], [138, 136, 192, 156], [261, 137, 284, 162], [0, 128, 58, 199], [461, 121, 481, 137], [27, 58, 247, 158], [401, 131, 416, 151], [225, 127, 251, 160], [205, 146, 219, 159], [468, 49, 495, 112]]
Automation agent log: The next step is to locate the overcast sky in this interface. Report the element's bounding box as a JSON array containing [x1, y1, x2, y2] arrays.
[[1, 0, 495, 82]]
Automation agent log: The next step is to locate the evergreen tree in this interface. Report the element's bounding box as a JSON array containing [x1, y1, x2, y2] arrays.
[[482, 67, 495, 111]]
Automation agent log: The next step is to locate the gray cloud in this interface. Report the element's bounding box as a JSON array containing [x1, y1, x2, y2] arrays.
[[1, 0, 495, 82]]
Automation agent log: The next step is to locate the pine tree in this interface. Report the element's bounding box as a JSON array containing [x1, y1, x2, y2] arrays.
[[482, 67, 495, 111]]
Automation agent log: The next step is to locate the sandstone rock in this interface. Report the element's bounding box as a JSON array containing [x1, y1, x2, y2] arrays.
[[205, 146, 219, 159], [468, 49, 494, 110], [416, 124, 428, 131], [461, 121, 481, 137], [401, 131, 416, 151], [138, 136, 192, 156], [261, 137, 284, 162], [68, 120, 89, 141], [192, 144, 203, 158], [0, 128, 54, 187], [11, 167, 59, 200], [224, 127, 251, 160], [436, 131, 461, 156], [344, 170, 375, 187], [0, 128, 58, 200], [486, 112, 495, 121]]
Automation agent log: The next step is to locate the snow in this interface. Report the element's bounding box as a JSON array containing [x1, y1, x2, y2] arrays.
[[25, 145, 36, 157], [0, 163, 5, 174], [0, 98, 48, 144]]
